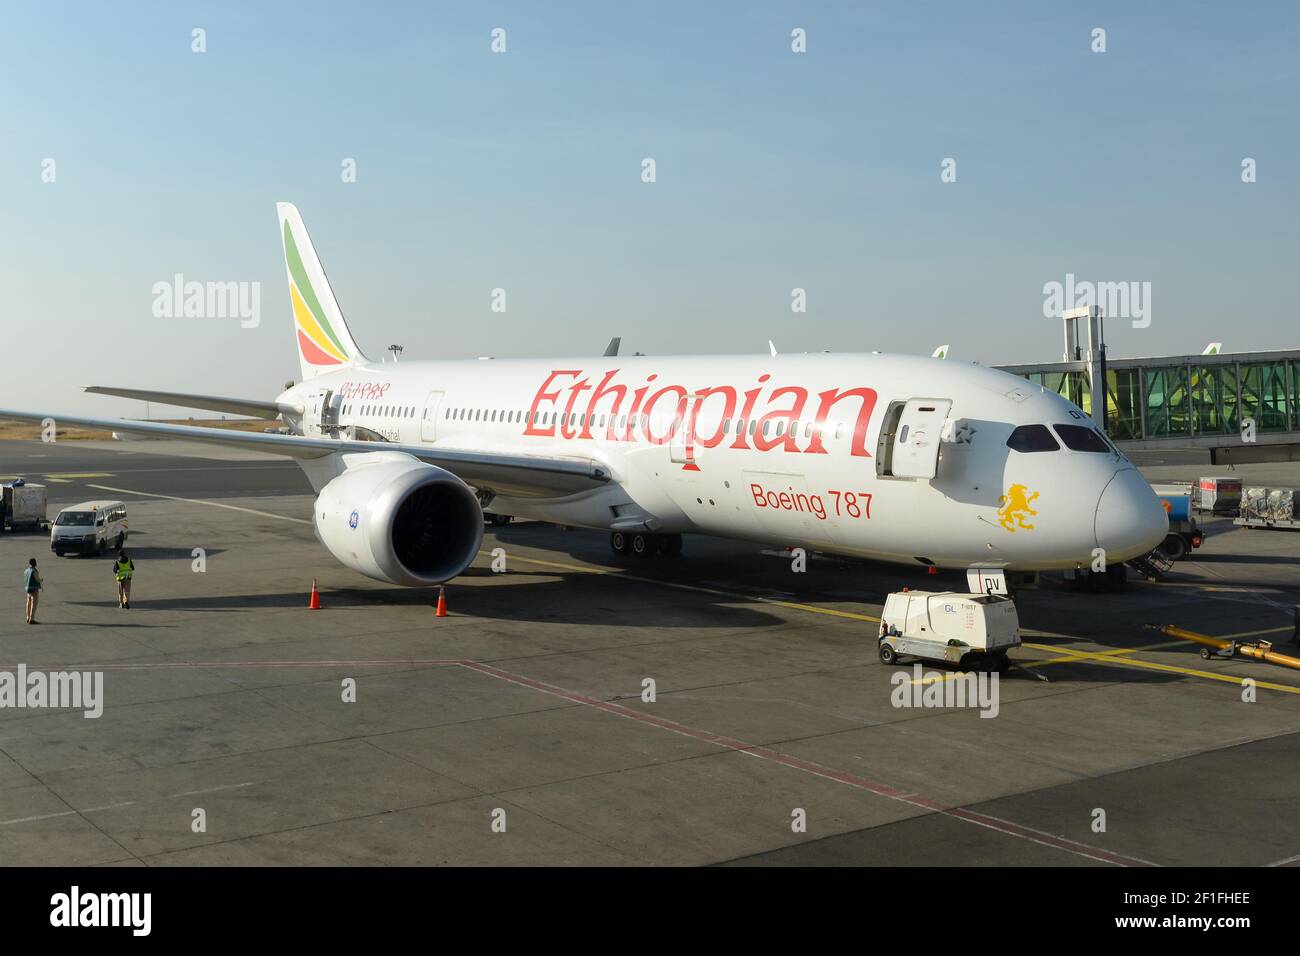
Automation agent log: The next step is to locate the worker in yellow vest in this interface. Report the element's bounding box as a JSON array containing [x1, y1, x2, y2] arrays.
[[114, 550, 135, 609]]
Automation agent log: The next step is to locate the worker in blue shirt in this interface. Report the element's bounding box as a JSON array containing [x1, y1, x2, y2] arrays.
[[23, 558, 42, 624]]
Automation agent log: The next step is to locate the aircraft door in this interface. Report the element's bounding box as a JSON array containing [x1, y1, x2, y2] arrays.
[[306, 389, 332, 437], [320, 389, 338, 433], [889, 398, 952, 479], [420, 390, 445, 442]]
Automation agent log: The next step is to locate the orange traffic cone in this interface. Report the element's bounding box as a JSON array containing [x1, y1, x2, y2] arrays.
[[435, 586, 447, 618], [308, 579, 322, 610], [927, 566, 939, 576]]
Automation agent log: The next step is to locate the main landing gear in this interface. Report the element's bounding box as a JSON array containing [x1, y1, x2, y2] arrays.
[[610, 531, 683, 559]]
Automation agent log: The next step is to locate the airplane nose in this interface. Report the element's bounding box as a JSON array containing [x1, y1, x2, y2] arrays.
[[1094, 468, 1169, 562]]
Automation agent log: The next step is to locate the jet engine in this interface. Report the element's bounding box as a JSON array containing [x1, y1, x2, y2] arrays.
[[313, 454, 483, 586]]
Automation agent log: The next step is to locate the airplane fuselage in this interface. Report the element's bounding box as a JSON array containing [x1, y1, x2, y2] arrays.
[[279, 351, 1167, 572]]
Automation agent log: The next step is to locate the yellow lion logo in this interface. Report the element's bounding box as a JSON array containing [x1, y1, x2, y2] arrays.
[[997, 483, 1039, 532]]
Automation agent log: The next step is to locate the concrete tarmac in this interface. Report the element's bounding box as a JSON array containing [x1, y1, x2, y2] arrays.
[[0, 439, 1297, 865]]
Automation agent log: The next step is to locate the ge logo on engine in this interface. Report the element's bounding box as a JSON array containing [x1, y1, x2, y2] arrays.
[[348, 510, 359, 529]]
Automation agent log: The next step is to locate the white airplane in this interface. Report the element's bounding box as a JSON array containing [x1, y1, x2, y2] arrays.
[[0, 204, 1167, 587]]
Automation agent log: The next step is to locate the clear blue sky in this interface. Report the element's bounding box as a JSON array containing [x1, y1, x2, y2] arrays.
[[1, 1, 1296, 415]]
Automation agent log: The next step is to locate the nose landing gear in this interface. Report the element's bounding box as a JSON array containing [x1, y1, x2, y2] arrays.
[[610, 531, 683, 559]]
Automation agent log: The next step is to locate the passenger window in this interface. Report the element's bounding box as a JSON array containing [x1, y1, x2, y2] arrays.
[[1006, 424, 1060, 452], [762, 421, 771, 438], [1052, 424, 1111, 453]]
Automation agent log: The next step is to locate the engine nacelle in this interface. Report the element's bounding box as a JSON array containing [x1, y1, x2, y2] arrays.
[[313, 454, 484, 586]]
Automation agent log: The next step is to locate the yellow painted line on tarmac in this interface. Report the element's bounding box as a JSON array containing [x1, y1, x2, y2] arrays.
[[909, 639, 1196, 685], [1021, 641, 1300, 695], [499, 552, 882, 624], [44, 472, 114, 479], [502, 553, 1300, 694], [1157, 581, 1285, 594]]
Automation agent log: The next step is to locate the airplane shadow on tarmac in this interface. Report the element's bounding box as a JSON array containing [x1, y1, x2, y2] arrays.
[[54, 547, 229, 561], [63, 573, 785, 629]]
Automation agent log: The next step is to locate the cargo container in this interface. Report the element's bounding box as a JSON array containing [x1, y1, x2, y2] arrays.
[[1197, 476, 1242, 516], [1236, 486, 1300, 529], [1, 480, 48, 531]]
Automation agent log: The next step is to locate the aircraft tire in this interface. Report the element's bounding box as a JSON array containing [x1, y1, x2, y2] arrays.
[[660, 534, 683, 558], [610, 531, 632, 556], [631, 533, 657, 558]]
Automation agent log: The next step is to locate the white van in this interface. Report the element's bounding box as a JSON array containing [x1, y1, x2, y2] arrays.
[[878, 590, 1020, 671], [50, 500, 129, 556]]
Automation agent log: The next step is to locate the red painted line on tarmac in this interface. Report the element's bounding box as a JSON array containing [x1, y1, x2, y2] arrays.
[[460, 661, 1157, 867], [5, 654, 1157, 865]]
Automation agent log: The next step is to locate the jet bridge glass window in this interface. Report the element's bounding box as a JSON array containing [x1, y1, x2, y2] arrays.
[[1006, 424, 1060, 453], [1052, 424, 1111, 453]]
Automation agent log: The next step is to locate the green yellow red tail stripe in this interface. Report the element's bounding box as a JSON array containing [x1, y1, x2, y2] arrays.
[[284, 223, 348, 366]]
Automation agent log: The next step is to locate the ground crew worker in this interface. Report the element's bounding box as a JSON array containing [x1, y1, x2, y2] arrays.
[[114, 550, 135, 609], [23, 558, 41, 624]]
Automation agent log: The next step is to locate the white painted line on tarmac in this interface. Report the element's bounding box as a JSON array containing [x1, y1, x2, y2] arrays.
[[0, 809, 79, 826], [167, 781, 256, 798], [85, 483, 311, 525]]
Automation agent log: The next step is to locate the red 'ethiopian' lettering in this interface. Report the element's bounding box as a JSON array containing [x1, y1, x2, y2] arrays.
[[522, 369, 878, 459]]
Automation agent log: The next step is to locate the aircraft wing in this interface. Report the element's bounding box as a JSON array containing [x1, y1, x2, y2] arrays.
[[0, 408, 611, 498], [83, 386, 301, 418]]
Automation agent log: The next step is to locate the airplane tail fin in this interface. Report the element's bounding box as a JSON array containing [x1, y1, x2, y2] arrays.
[[277, 203, 367, 380]]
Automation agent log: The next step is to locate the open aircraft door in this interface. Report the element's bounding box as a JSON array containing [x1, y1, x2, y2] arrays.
[[888, 398, 952, 479], [420, 390, 445, 442], [307, 388, 338, 437]]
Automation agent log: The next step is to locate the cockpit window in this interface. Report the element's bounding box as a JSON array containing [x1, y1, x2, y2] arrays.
[[1006, 424, 1060, 453], [1052, 424, 1112, 453]]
